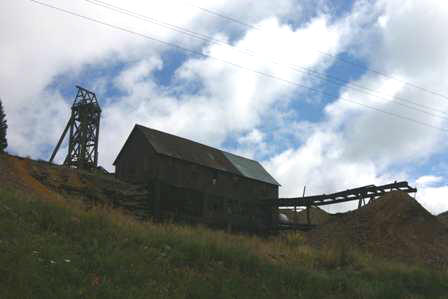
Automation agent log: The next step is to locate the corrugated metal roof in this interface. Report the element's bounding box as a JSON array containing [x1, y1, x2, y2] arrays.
[[223, 152, 280, 186], [134, 124, 280, 186]]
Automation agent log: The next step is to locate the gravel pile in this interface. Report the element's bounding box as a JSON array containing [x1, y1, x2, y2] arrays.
[[307, 191, 448, 266]]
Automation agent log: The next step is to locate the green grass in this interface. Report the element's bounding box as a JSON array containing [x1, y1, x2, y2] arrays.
[[1, 188, 447, 299]]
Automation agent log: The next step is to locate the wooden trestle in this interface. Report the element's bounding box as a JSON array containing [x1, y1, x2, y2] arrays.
[[269, 181, 417, 231], [270, 181, 416, 208]]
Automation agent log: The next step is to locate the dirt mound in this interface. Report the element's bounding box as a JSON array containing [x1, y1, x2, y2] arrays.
[[307, 191, 448, 266], [0, 154, 61, 201], [0, 154, 151, 219], [438, 211, 448, 226], [281, 206, 332, 225]]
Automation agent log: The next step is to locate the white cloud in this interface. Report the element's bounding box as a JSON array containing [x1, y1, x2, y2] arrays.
[[263, 0, 448, 215], [416, 185, 448, 215], [239, 129, 264, 145], [114, 58, 163, 91], [2, 0, 448, 215], [96, 10, 346, 169], [413, 175, 448, 214], [416, 175, 443, 188], [1, 0, 324, 160]]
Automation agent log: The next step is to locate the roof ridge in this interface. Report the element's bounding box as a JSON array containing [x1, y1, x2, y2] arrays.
[[135, 124, 255, 160], [135, 124, 261, 163], [133, 124, 280, 186], [135, 124, 220, 151], [221, 150, 261, 164]]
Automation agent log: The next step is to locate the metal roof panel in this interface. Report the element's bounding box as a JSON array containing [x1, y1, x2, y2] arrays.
[[223, 152, 280, 186]]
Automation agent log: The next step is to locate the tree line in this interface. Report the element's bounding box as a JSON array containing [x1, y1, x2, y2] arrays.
[[0, 98, 7, 153]]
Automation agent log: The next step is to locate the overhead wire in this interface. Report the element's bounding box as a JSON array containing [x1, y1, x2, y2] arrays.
[[85, 0, 448, 121], [28, 0, 448, 132], [182, 0, 448, 101]]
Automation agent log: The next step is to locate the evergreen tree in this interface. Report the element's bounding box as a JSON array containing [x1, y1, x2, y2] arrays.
[[0, 99, 7, 152]]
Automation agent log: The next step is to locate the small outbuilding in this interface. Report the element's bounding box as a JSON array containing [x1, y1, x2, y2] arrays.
[[113, 124, 280, 231]]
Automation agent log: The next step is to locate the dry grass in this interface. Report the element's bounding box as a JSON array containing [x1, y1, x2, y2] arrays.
[[1, 153, 448, 298], [2, 186, 448, 298], [3, 186, 448, 298]]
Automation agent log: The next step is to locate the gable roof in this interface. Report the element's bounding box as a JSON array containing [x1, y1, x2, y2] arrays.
[[115, 124, 280, 186]]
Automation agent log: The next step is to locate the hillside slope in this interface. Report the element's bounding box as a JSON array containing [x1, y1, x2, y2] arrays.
[[0, 154, 151, 219], [1, 153, 448, 298]]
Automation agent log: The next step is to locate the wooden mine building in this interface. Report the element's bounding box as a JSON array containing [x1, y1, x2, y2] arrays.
[[113, 124, 280, 231]]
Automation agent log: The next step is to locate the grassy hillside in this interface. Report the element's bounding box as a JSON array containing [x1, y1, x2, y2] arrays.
[[1, 153, 448, 298], [1, 187, 448, 299]]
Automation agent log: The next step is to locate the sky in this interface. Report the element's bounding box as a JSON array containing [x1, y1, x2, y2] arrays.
[[1, 0, 448, 214]]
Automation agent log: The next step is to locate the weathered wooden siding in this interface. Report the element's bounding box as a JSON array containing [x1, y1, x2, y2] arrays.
[[115, 130, 278, 231], [154, 154, 278, 230], [155, 154, 277, 199], [115, 129, 158, 184]]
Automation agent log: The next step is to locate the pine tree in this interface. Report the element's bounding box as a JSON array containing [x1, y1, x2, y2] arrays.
[[0, 99, 8, 153]]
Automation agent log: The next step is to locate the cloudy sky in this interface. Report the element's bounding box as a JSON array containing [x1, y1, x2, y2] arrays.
[[1, 0, 448, 214]]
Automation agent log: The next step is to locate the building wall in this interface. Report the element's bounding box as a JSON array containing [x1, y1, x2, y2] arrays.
[[156, 154, 278, 200], [155, 154, 278, 230], [115, 131, 278, 231], [115, 129, 158, 184]]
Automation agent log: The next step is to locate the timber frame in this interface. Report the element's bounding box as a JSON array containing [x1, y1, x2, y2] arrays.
[[270, 181, 417, 230], [268, 181, 417, 208], [50, 86, 101, 169]]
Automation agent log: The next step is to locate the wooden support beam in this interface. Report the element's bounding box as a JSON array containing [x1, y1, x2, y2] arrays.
[[49, 115, 73, 163], [294, 205, 297, 225], [303, 186, 309, 225], [268, 181, 417, 208], [153, 179, 161, 219], [306, 205, 310, 225], [202, 193, 208, 219]]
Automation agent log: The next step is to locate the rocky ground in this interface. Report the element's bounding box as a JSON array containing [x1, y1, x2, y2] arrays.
[[307, 191, 448, 267], [0, 153, 152, 220]]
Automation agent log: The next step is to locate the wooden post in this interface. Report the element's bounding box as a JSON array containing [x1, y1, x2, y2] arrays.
[[303, 186, 310, 225], [49, 116, 72, 163], [202, 192, 208, 220], [226, 200, 232, 233], [294, 205, 297, 224], [94, 111, 100, 167], [154, 179, 161, 220], [306, 204, 310, 225], [358, 192, 367, 208]]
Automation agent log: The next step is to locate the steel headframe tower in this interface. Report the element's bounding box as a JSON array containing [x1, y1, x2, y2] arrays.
[[49, 86, 101, 169]]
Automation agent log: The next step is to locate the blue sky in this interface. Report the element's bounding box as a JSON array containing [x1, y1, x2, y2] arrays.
[[1, 0, 448, 214]]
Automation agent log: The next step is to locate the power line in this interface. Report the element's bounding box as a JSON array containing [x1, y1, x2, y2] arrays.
[[28, 0, 448, 133], [181, 1, 448, 102], [85, 0, 448, 121]]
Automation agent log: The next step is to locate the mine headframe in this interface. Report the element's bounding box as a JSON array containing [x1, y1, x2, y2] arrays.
[[49, 86, 101, 170]]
